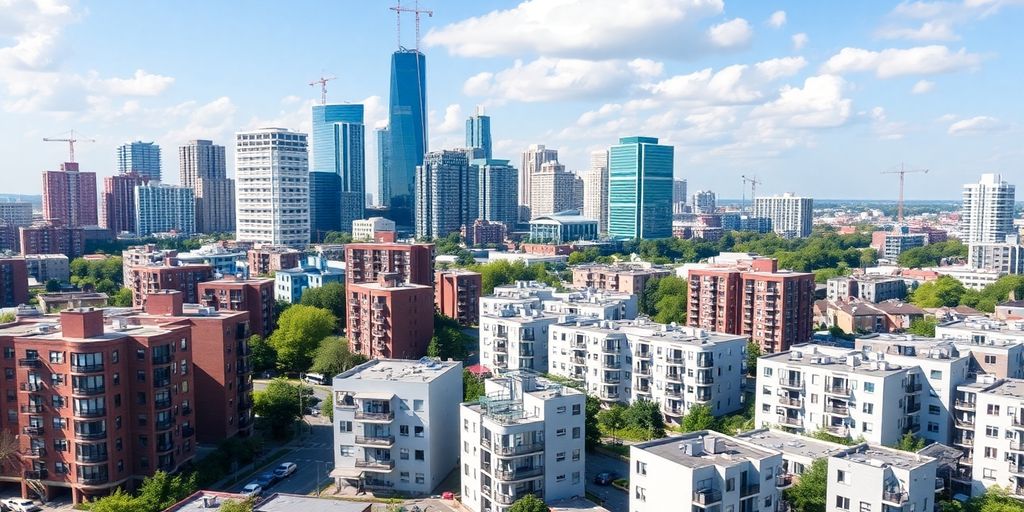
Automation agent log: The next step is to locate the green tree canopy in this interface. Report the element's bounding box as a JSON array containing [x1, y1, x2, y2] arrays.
[[784, 458, 827, 512], [651, 276, 688, 324], [908, 317, 937, 337], [247, 335, 277, 374], [679, 403, 716, 433], [300, 282, 346, 321], [323, 231, 353, 244], [746, 341, 762, 377], [268, 305, 336, 372], [585, 395, 601, 451], [894, 432, 925, 452], [109, 287, 133, 307], [253, 378, 313, 438], [85, 470, 196, 511], [463, 369, 486, 402], [624, 398, 666, 439], [898, 240, 968, 268], [70, 256, 124, 291], [598, 404, 628, 442], [309, 336, 367, 377], [44, 279, 61, 292], [910, 276, 967, 308], [509, 494, 547, 512]]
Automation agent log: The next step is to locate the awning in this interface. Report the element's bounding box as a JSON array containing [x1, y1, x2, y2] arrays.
[[355, 391, 395, 400], [330, 468, 363, 478]]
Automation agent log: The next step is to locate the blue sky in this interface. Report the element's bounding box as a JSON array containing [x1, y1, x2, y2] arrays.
[[1, 0, 1021, 200]]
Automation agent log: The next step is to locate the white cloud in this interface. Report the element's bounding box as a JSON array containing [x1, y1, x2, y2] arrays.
[[627, 58, 665, 78], [95, 70, 175, 96], [435, 104, 464, 134], [752, 75, 852, 128], [754, 56, 807, 80], [877, 21, 959, 41], [947, 115, 1006, 135], [707, 18, 753, 48], [792, 33, 808, 50], [882, 0, 1024, 42], [869, 106, 905, 140], [821, 45, 982, 78], [463, 57, 657, 103], [911, 79, 935, 94], [767, 10, 787, 28], [424, 0, 739, 59], [645, 66, 761, 104]]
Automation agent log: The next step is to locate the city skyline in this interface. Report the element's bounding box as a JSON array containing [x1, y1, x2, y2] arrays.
[[2, 1, 1023, 201]]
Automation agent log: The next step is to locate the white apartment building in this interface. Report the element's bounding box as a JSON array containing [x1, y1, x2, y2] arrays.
[[331, 358, 461, 494], [933, 265, 1004, 290], [935, 317, 1024, 379], [519, 144, 559, 218], [630, 431, 784, 512], [23, 254, 70, 284], [826, 275, 908, 303], [755, 338, 972, 446], [961, 173, 1016, 244], [134, 183, 196, 236], [583, 151, 609, 234], [235, 128, 310, 247], [530, 161, 576, 220], [953, 376, 1024, 499], [753, 193, 813, 238], [827, 444, 939, 512], [968, 235, 1023, 274], [737, 428, 854, 483], [548, 319, 746, 423], [352, 216, 396, 241], [460, 372, 585, 512], [692, 190, 716, 214]]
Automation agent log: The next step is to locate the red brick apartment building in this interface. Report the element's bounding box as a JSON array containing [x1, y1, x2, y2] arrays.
[[344, 242, 435, 287], [571, 263, 672, 295], [347, 272, 434, 359], [0, 290, 252, 504], [197, 277, 276, 337], [19, 225, 85, 258], [123, 247, 214, 307], [245, 246, 302, 277], [435, 269, 482, 326], [687, 258, 815, 353], [0, 257, 29, 307], [41, 162, 98, 228]]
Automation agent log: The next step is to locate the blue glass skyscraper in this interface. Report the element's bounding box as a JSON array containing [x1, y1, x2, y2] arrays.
[[465, 107, 492, 160], [312, 103, 365, 234], [607, 136, 673, 239], [117, 141, 162, 181], [385, 49, 427, 229]]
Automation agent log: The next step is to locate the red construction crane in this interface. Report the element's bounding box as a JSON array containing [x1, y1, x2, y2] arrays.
[[43, 130, 94, 163], [881, 163, 929, 225], [309, 75, 336, 105], [390, 0, 433, 50]]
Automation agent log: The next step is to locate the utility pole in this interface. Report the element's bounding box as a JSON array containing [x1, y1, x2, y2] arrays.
[[389, 0, 433, 50], [309, 75, 336, 105], [43, 130, 95, 163], [881, 164, 929, 225]]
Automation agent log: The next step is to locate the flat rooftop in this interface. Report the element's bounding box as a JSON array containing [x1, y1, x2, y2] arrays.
[[982, 379, 1024, 400], [548, 497, 611, 512], [619, 320, 747, 347], [835, 444, 933, 470], [737, 429, 852, 460], [336, 358, 459, 384], [763, 345, 908, 376], [937, 318, 1024, 339], [637, 431, 777, 468], [253, 494, 371, 512], [162, 491, 250, 511]]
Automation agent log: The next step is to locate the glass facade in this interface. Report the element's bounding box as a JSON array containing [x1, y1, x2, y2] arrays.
[[466, 112, 492, 160], [312, 104, 365, 233], [608, 136, 673, 239], [117, 141, 162, 181], [386, 50, 428, 229], [309, 171, 341, 241]]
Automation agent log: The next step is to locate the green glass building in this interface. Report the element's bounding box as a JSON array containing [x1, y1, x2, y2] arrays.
[[607, 136, 673, 239]]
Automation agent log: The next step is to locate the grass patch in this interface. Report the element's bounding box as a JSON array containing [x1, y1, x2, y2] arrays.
[[599, 425, 653, 442]]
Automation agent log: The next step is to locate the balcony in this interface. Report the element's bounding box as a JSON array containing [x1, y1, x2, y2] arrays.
[[693, 488, 723, 506], [664, 388, 683, 398], [882, 491, 908, 505], [827, 425, 849, 437], [570, 356, 586, 365], [76, 453, 109, 463], [72, 386, 105, 396], [154, 398, 172, 409], [741, 484, 761, 497], [19, 383, 43, 392], [778, 416, 803, 428], [181, 405, 192, 416], [954, 417, 974, 429], [182, 426, 194, 438], [1010, 439, 1024, 452], [665, 406, 684, 417], [665, 373, 684, 383], [355, 435, 396, 447], [70, 363, 104, 373], [494, 466, 544, 481], [600, 344, 619, 354], [494, 344, 508, 354], [25, 447, 46, 457], [155, 419, 174, 431], [152, 353, 173, 365], [24, 470, 47, 480], [354, 459, 395, 471], [1011, 461, 1024, 475], [955, 437, 975, 448], [665, 356, 684, 365], [493, 442, 544, 456], [905, 382, 923, 393], [776, 474, 793, 488], [906, 402, 921, 413], [778, 378, 802, 390], [354, 410, 394, 422], [635, 367, 651, 376], [599, 390, 620, 401], [826, 385, 851, 396], [153, 379, 171, 389], [20, 404, 43, 413], [602, 359, 622, 369], [75, 408, 106, 418], [1012, 417, 1024, 429], [80, 475, 110, 485], [157, 442, 175, 453], [17, 358, 41, 368], [824, 405, 849, 416], [76, 431, 106, 441], [954, 400, 975, 411]]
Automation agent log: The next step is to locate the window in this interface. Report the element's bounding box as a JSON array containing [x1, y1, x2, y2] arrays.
[[837, 470, 847, 483], [53, 439, 68, 452], [572, 427, 581, 439], [726, 478, 735, 492], [983, 468, 996, 480], [864, 383, 875, 393], [414, 426, 424, 438], [401, 472, 410, 483], [988, 404, 1001, 415], [556, 406, 566, 413], [556, 474, 566, 482], [929, 405, 940, 415], [49, 351, 64, 364], [928, 422, 940, 433], [400, 425, 409, 436], [136, 371, 145, 382], [111, 350, 118, 363], [984, 447, 997, 459], [763, 367, 773, 376], [860, 502, 872, 512], [415, 473, 425, 484], [2, 348, 12, 359], [55, 462, 69, 475], [400, 449, 409, 460], [930, 370, 942, 379], [764, 497, 774, 508], [557, 452, 566, 462], [136, 349, 145, 360], [413, 399, 423, 412], [572, 449, 581, 461], [51, 373, 65, 386], [985, 355, 996, 364], [556, 428, 566, 437], [836, 496, 850, 510], [635, 486, 646, 502], [51, 396, 64, 409], [339, 445, 354, 457], [573, 471, 581, 484], [763, 386, 772, 395], [3, 368, 12, 380], [637, 460, 647, 475], [987, 426, 999, 438], [863, 403, 873, 414], [338, 421, 352, 433], [572, 404, 581, 415], [863, 423, 874, 433], [112, 373, 119, 385], [52, 417, 67, 429], [415, 450, 424, 461]]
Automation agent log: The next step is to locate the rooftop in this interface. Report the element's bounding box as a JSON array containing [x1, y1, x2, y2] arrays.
[[980, 378, 1024, 400], [335, 358, 459, 384], [636, 431, 778, 468], [763, 344, 908, 376], [162, 490, 250, 512], [253, 494, 371, 512], [833, 444, 934, 471], [592, 319, 747, 347], [736, 428, 852, 461], [548, 497, 612, 512]]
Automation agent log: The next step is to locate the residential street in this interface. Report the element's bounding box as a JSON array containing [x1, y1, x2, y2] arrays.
[[586, 451, 629, 512], [229, 414, 335, 497]]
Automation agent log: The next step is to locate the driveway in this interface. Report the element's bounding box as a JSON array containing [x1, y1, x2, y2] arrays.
[[586, 451, 629, 512]]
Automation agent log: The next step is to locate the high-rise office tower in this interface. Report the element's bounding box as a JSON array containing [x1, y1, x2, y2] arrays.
[[608, 136, 673, 239], [42, 162, 98, 228], [753, 193, 813, 238], [179, 139, 234, 234], [235, 128, 310, 247], [117, 140, 162, 181], [519, 144, 559, 221], [415, 150, 477, 239], [385, 49, 428, 229], [571, 173, 585, 211], [692, 190, 716, 214], [530, 161, 576, 219], [309, 171, 341, 239], [465, 105, 492, 160], [474, 158, 518, 230], [673, 178, 688, 215], [101, 172, 150, 234], [312, 104, 366, 235], [584, 150, 609, 234], [376, 127, 390, 208], [134, 183, 196, 236], [961, 173, 1016, 243]]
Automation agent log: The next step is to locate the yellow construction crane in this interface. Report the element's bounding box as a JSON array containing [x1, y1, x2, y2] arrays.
[[43, 129, 94, 163], [881, 164, 929, 225]]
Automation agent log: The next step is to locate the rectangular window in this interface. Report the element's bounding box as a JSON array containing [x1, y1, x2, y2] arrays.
[[863, 403, 873, 414], [929, 405, 940, 415], [415, 450, 424, 461], [988, 404, 1001, 415], [49, 351, 64, 364], [557, 452, 566, 461], [863, 383, 875, 393], [860, 502, 871, 512], [836, 496, 850, 510], [414, 426, 424, 438], [987, 426, 999, 438], [572, 427, 581, 439], [400, 449, 409, 460], [338, 421, 352, 433], [339, 445, 354, 457], [413, 399, 424, 412], [930, 370, 942, 379], [983, 469, 996, 480], [400, 425, 409, 436], [837, 470, 846, 483], [556, 428, 566, 437], [572, 404, 581, 415], [984, 447, 997, 459]]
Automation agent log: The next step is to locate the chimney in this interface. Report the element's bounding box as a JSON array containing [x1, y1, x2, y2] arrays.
[[751, 258, 778, 273], [146, 290, 184, 316], [61, 308, 104, 339]]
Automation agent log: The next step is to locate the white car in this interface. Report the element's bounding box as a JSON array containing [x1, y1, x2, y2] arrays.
[[240, 483, 263, 498], [273, 462, 297, 478], [4, 499, 42, 512]]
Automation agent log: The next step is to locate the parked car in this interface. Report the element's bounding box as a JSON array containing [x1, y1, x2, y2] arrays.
[[241, 483, 263, 498], [255, 472, 278, 487], [593, 472, 616, 485], [273, 462, 298, 478], [3, 499, 41, 512]]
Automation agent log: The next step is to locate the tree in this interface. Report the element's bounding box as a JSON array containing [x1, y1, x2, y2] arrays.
[[585, 395, 601, 451], [83, 488, 139, 512], [0, 312, 14, 324], [509, 494, 547, 512], [323, 231, 353, 244], [894, 432, 925, 452], [44, 279, 61, 292], [321, 399, 334, 423], [268, 305, 336, 372], [898, 240, 968, 268], [134, 471, 197, 511], [300, 282, 346, 322], [624, 398, 666, 439], [0, 430, 18, 473], [651, 276, 688, 324], [429, 315, 470, 361], [679, 404, 716, 433], [109, 287, 133, 307], [248, 335, 277, 374], [309, 337, 367, 376], [598, 404, 627, 443], [910, 276, 967, 308], [70, 256, 124, 291], [253, 379, 312, 438], [746, 341, 762, 377], [463, 370, 486, 401], [784, 458, 827, 512], [908, 317, 937, 337]]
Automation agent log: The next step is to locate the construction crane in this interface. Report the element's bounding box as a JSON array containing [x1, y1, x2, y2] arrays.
[[309, 75, 336, 105], [741, 174, 762, 212], [881, 164, 929, 225], [43, 130, 94, 163], [390, 0, 433, 50]]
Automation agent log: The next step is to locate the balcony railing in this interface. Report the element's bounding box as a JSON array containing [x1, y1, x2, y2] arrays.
[[827, 385, 850, 396], [779, 416, 803, 427], [493, 442, 544, 456], [76, 431, 106, 440], [75, 408, 106, 418], [76, 453, 109, 463], [26, 447, 46, 457], [693, 488, 723, 506], [152, 353, 173, 365], [18, 358, 41, 368], [824, 405, 849, 415], [778, 378, 802, 389], [494, 466, 544, 480], [776, 474, 793, 488], [779, 397, 802, 408], [24, 470, 47, 480], [72, 386, 105, 396], [905, 382, 923, 393], [154, 398, 172, 409], [20, 404, 44, 413], [354, 459, 395, 470], [741, 484, 761, 497], [157, 442, 175, 453], [954, 400, 975, 411], [70, 364, 104, 373], [79, 475, 110, 485], [882, 491, 908, 504], [155, 419, 174, 431], [354, 410, 394, 421], [355, 435, 395, 446], [19, 383, 43, 392]]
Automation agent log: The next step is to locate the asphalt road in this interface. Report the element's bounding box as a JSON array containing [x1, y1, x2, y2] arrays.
[[586, 451, 629, 512]]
